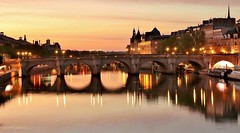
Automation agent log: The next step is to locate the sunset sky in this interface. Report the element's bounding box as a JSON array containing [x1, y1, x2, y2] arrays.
[[0, 0, 240, 51]]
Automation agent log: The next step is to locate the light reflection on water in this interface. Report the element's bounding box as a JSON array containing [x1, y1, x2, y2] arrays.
[[0, 70, 240, 133]]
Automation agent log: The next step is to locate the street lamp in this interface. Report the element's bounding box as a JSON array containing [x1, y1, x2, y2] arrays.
[[62, 50, 66, 57], [28, 52, 32, 58], [21, 52, 25, 59], [166, 47, 169, 54], [192, 48, 196, 54], [174, 47, 177, 54], [17, 52, 20, 59], [211, 50, 215, 54]]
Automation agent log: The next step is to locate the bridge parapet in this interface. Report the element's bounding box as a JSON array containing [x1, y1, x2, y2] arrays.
[[17, 54, 239, 77]]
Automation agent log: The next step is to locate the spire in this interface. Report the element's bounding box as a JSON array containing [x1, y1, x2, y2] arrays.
[[133, 28, 136, 35], [136, 28, 141, 41], [227, 4, 231, 19], [137, 29, 140, 35]]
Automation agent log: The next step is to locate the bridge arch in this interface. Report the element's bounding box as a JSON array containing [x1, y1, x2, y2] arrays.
[[100, 59, 131, 72], [139, 59, 168, 73], [212, 60, 235, 69], [176, 59, 205, 73], [24, 64, 56, 77], [62, 63, 92, 75], [210, 54, 239, 68], [139, 58, 172, 73]]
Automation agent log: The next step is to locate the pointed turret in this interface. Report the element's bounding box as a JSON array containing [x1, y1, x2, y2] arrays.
[[136, 29, 141, 40], [133, 28, 136, 36], [227, 5, 231, 19], [130, 28, 136, 43]]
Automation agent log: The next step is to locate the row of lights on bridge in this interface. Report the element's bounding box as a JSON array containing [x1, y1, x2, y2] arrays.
[[55, 50, 72, 58], [17, 51, 32, 59], [127, 46, 221, 54]]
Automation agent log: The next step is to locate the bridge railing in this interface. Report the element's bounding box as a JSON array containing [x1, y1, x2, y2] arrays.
[[18, 53, 240, 61]]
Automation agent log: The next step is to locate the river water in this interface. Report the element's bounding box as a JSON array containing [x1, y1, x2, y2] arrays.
[[0, 70, 239, 133]]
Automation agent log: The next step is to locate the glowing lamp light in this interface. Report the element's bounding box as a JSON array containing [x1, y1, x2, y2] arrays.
[[216, 82, 226, 92], [211, 50, 215, 54], [166, 47, 169, 51], [213, 61, 234, 69], [5, 84, 13, 92], [192, 48, 195, 52]]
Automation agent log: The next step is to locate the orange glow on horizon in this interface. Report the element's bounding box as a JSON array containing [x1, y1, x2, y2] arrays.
[[1, 1, 240, 51]]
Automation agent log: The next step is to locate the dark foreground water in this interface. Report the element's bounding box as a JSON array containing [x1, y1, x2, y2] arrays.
[[0, 71, 239, 133]]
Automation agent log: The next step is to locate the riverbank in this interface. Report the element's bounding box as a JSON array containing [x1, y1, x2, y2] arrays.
[[209, 69, 240, 81], [0, 70, 18, 85]]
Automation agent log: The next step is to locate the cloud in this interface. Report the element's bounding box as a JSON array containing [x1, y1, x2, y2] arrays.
[[88, 15, 198, 24]]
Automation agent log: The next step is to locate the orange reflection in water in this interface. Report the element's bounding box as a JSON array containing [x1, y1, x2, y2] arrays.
[[139, 74, 152, 90], [216, 81, 227, 92], [65, 74, 91, 90], [101, 71, 128, 91], [30, 75, 57, 88]]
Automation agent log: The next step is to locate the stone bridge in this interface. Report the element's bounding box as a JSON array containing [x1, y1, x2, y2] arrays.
[[14, 54, 240, 77]]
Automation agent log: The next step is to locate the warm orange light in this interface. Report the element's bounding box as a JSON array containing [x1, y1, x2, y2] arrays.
[[211, 50, 214, 54], [193, 89, 196, 104], [192, 48, 195, 52], [166, 47, 169, 51], [216, 82, 226, 92]]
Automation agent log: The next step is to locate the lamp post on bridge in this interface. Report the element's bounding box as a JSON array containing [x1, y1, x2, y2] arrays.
[[55, 50, 66, 58], [18, 51, 32, 59], [166, 47, 169, 55], [62, 50, 66, 58]]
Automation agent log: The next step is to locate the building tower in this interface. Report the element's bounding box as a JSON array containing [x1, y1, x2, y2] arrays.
[[130, 28, 136, 43], [24, 35, 27, 41], [227, 5, 231, 19], [136, 29, 141, 42]]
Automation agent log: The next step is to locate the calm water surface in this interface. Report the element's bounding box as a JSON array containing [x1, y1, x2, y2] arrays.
[[0, 70, 240, 133]]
